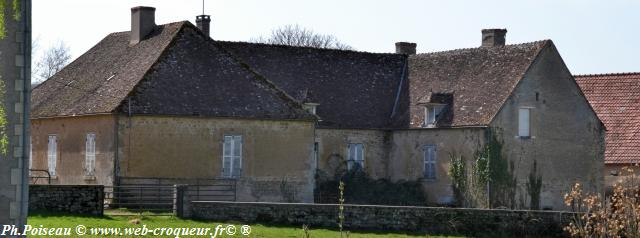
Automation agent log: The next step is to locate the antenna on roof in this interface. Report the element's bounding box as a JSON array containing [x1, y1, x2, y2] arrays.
[[202, 0, 205, 15]]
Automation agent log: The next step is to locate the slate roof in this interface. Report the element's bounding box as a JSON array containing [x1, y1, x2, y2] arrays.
[[392, 41, 549, 128], [217, 41, 406, 128], [31, 19, 555, 130], [31, 22, 313, 120], [575, 73, 640, 164]]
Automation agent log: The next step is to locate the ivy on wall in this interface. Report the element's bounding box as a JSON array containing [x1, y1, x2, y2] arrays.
[[0, 0, 21, 39], [0, 0, 22, 156], [449, 128, 519, 209], [0, 79, 7, 155], [526, 160, 543, 210]]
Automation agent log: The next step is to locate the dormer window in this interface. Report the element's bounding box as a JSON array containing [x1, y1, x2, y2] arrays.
[[424, 104, 445, 128], [303, 103, 319, 115]]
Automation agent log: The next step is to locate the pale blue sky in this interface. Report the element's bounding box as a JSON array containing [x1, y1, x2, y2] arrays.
[[33, 0, 639, 74]]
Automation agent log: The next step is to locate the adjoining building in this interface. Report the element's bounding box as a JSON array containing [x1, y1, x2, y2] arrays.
[[30, 6, 604, 210], [576, 73, 640, 189]]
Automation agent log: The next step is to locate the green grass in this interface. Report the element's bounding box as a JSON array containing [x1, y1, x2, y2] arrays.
[[26, 212, 463, 238]]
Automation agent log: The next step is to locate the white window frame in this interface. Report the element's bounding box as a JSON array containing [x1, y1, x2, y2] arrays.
[[85, 133, 96, 176], [518, 107, 531, 138], [222, 135, 242, 178], [424, 104, 445, 128], [347, 143, 364, 171], [424, 145, 437, 179], [47, 135, 57, 176]]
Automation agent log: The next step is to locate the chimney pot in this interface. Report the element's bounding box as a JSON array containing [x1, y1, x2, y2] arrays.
[[196, 15, 211, 37], [481, 29, 507, 47], [395, 42, 417, 55], [130, 6, 156, 44]]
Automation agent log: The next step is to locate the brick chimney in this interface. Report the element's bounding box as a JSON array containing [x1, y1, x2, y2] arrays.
[[481, 29, 507, 47], [395, 42, 417, 55], [196, 15, 211, 37], [130, 6, 156, 44]]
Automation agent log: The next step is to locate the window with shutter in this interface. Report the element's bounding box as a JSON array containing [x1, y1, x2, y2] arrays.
[[85, 133, 96, 176], [424, 145, 437, 179], [519, 108, 531, 138], [222, 135, 242, 178], [347, 143, 364, 171], [47, 135, 57, 176]]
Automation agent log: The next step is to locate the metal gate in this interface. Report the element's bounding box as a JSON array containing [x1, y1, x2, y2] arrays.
[[105, 177, 237, 215]]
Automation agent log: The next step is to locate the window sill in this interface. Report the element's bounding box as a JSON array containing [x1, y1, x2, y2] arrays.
[[83, 176, 96, 181], [49, 175, 58, 180], [516, 136, 535, 140], [421, 178, 437, 182]]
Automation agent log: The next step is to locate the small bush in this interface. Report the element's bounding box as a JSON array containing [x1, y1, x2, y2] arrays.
[[564, 166, 640, 237], [315, 168, 427, 206]]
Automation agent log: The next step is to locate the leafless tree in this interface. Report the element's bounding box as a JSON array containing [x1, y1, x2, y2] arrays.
[[251, 24, 354, 50], [33, 41, 71, 82]]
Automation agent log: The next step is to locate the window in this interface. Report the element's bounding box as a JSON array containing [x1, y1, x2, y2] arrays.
[[85, 133, 96, 176], [347, 143, 364, 171], [303, 103, 319, 115], [424, 145, 437, 179], [222, 135, 242, 178], [47, 135, 57, 176], [518, 108, 530, 138], [424, 105, 445, 127]]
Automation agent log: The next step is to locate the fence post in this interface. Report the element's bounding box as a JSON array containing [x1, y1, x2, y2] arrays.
[[174, 184, 187, 218]]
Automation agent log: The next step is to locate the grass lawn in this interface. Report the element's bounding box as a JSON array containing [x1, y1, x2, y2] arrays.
[[26, 212, 463, 238]]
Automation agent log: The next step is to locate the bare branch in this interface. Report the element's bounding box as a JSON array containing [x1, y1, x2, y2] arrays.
[[34, 40, 71, 83], [251, 24, 354, 50]]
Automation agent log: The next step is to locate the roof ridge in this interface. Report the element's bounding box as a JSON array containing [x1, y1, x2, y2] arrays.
[[108, 21, 189, 35], [216, 40, 401, 56], [574, 72, 640, 77], [413, 39, 551, 56]]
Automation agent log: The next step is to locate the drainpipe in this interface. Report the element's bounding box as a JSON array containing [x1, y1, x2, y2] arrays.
[[19, 0, 32, 231]]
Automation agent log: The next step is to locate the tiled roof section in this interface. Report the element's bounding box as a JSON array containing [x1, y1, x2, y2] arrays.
[[394, 41, 549, 127], [123, 25, 313, 120], [31, 22, 312, 120], [217, 41, 407, 128], [31, 22, 186, 118], [575, 73, 640, 164]]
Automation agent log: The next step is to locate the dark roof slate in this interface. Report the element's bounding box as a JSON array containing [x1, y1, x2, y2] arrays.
[[217, 41, 407, 128], [123, 25, 313, 120], [31, 22, 313, 121], [393, 41, 549, 127], [575, 73, 640, 164]]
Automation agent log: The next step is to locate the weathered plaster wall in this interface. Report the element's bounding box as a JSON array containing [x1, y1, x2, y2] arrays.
[[30, 115, 116, 186], [604, 164, 640, 194], [389, 128, 485, 205], [490, 44, 605, 210], [117, 115, 316, 203], [315, 129, 388, 179]]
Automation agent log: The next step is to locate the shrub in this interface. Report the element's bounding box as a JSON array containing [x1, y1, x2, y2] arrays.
[[564, 166, 640, 237], [315, 168, 427, 206]]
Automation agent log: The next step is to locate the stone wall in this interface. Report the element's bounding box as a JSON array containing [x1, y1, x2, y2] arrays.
[[29, 185, 104, 215], [190, 201, 573, 237]]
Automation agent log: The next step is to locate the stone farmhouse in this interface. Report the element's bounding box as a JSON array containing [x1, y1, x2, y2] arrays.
[[30, 6, 604, 210], [576, 73, 640, 187]]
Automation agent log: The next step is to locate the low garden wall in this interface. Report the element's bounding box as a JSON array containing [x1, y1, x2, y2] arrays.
[[190, 201, 574, 237], [29, 185, 104, 215]]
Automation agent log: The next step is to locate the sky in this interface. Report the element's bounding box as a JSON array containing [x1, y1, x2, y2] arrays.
[[33, 0, 639, 75]]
